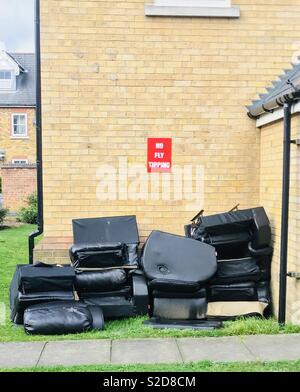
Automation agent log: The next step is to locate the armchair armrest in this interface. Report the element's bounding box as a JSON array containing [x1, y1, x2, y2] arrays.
[[132, 271, 149, 316]]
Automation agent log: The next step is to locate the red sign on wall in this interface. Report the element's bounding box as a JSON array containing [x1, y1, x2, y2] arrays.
[[147, 138, 172, 173]]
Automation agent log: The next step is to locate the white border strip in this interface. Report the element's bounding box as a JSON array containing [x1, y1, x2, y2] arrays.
[[256, 101, 300, 128], [145, 5, 240, 17]]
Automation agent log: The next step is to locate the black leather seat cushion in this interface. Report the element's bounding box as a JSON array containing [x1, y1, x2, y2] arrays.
[[70, 243, 127, 268], [153, 288, 206, 299], [149, 279, 201, 293], [78, 287, 132, 299], [212, 257, 261, 284], [75, 269, 128, 293], [142, 231, 217, 284], [10, 290, 75, 325], [152, 297, 207, 320], [24, 301, 104, 335], [13, 264, 75, 294], [81, 296, 136, 319], [208, 282, 258, 302]]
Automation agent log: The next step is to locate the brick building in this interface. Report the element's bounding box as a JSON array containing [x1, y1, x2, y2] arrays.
[[0, 51, 36, 211], [35, 0, 300, 321]]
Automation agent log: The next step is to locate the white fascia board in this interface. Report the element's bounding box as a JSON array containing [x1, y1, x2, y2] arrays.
[[256, 101, 300, 128], [145, 5, 240, 18]]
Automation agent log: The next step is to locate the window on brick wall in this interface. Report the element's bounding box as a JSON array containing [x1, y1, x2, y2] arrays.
[[145, 0, 240, 17], [11, 114, 28, 138]]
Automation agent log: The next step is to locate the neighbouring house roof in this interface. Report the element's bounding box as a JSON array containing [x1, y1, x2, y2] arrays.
[[247, 62, 300, 119], [0, 53, 36, 108]]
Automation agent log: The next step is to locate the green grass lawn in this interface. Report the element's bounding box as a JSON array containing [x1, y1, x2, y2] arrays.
[[1, 225, 300, 343], [1, 360, 300, 372]]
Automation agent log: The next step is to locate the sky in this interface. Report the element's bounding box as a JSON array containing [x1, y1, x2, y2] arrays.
[[0, 0, 34, 53]]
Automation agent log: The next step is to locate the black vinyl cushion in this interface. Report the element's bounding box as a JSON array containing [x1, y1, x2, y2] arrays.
[[10, 291, 75, 325], [24, 301, 104, 335], [78, 287, 132, 299], [208, 282, 258, 302], [212, 258, 261, 284], [153, 297, 207, 320], [72, 215, 139, 244], [11, 264, 75, 294], [19, 264, 75, 293], [153, 288, 206, 299], [142, 231, 217, 284], [75, 269, 128, 293], [70, 243, 127, 268], [81, 296, 136, 319], [149, 279, 201, 293]]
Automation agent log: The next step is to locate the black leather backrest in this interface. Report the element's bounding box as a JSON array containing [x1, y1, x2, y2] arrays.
[[141, 231, 217, 284], [72, 215, 139, 245]]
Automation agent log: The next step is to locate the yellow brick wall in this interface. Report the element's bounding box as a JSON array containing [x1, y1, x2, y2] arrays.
[[40, 0, 300, 243], [0, 107, 36, 164], [260, 115, 300, 323]]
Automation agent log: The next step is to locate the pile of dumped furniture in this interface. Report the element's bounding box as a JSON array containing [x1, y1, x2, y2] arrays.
[[9, 207, 273, 335]]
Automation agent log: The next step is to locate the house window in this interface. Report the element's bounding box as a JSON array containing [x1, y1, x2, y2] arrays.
[[0, 70, 13, 90], [11, 114, 28, 138], [145, 0, 240, 17], [12, 159, 28, 165]]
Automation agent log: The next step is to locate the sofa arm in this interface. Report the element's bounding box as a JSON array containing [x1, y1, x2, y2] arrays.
[[132, 272, 149, 316]]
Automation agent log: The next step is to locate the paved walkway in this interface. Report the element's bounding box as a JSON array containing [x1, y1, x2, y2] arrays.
[[0, 334, 299, 368]]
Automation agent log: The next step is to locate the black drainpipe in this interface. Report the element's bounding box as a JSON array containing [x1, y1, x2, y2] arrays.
[[29, 0, 43, 264]]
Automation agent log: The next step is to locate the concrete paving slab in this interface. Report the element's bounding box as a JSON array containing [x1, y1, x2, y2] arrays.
[[243, 334, 300, 361], [0, 341, 45, 368], [111, 339, 182, 364], [38, 340, 111, 367], [177, 337, 255, 362]]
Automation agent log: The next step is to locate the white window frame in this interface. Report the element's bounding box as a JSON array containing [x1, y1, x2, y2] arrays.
[[145, 0, 240, 18], [12, 159, 28, 165], [11, 113, 28, 138], [0, 70, 13, 90]]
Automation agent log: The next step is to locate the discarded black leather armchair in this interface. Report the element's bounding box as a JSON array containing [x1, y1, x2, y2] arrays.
[[24, 301, 104, 335], [141, 231, 223, 330], [69, 215, 149, 319], [10, 263, 75, 324], [185, 207, 273, 319]]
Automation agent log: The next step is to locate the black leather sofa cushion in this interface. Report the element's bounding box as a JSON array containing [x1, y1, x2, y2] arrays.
[[208, 282, 258, 302], [75, 269, 128, 293], [152, 288, 206, 299], [12, 263, 75, 294], [152, 297, 207, 320], [212, 257, 261, 284], [10, 290, 75, 325], [70, 242, 128, 268], [149, 279, 201, 293], [82, 296, 136, 319], [78, 287, 132, 299], [142, 231, 217, 284], [24, 301, 104, 335]]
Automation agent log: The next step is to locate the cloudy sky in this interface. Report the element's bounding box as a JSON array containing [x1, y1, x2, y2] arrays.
[[0, 0, 34, 53]]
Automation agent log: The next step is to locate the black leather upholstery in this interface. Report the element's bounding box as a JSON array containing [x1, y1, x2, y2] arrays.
[[24, 301, 104, 335], [208, 282, 258, 302], [75, 269, 128, 292], [10, 264, 75, 325], [141, 231, 217, 323], [70, 243, 128, 268], [142, 231, 217, 284], [212, 258, 261, 284]]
